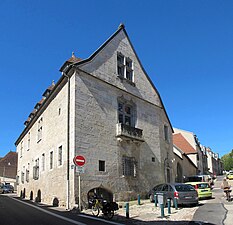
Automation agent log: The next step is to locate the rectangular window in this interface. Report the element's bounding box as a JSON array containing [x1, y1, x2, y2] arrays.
[[117, 53, 133, 82], [42, 153, 45, 171], [118, 102, 133, 127], [21, 171, 25, 183], [20, 141, 23, 157], [126, 58, 133, 81], [50, 151, 53, 169], [26, 169, 29, 182], [99, 160, 105, 172], [27, 132, 30, 151], [33, 158, 39, 180], [16, 175, 19, 185], [33, 166, 39, 180], [122, 156, 136, 177], [164, 125, 169, 142], [37, 117, 43, 142], [58, 146, 62, 166]]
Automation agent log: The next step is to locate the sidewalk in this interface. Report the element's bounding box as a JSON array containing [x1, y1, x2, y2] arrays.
[[83, 199, 199, 224], [223, 203, 233, 225]]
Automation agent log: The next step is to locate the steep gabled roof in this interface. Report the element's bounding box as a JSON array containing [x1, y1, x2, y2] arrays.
[[60, 24, 173, 131], [173, 133, 197, 154]]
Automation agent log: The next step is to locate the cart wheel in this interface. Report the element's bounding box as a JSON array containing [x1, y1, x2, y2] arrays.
[[91, 206, 100, 217], [105, 210, 114, 219]]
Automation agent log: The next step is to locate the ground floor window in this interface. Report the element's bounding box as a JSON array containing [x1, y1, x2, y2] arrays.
[[122, 156, 137, 177]]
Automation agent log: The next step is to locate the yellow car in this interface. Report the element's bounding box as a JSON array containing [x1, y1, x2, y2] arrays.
[[186, 182, 212, 199], [227, 172, 233, 180]]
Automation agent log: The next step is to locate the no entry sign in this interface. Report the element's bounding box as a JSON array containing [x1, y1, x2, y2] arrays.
[[73, 155, 86, 166]]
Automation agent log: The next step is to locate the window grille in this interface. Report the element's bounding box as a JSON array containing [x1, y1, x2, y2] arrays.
[[122, 156, 137, 177], [33, 166, 39, 180]]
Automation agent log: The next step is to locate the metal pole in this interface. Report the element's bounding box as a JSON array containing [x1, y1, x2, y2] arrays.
[[79, 174, 81, 210], [137, 194, 140, 205], [125, 202, 129, 218], [174, 197, 178, 210], [167, 199, 171, 214], [160, 203, 165, 217], [154, 194, 157, 207]]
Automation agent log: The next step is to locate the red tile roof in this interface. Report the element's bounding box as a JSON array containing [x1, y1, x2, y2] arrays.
[[173, 133, 197, 154]]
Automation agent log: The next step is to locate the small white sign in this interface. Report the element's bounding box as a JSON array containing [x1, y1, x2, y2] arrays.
[[76, 166, 85, 173], [157, 194, 164, 204]]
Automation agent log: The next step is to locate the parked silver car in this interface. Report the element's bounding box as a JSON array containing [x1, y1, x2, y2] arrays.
[[148, 183, 198, 206]]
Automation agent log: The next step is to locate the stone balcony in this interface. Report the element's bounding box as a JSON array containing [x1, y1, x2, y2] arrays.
[[116, 123, 144, 142]]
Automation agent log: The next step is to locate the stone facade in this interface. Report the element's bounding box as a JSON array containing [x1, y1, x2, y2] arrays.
[[15, 25, 173, 209], [173, 145, 197, 182]]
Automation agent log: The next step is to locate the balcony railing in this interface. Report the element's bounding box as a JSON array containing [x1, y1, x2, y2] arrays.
[[116, 123, 144, 142]]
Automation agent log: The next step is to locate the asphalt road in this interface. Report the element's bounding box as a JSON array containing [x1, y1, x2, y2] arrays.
[[192, 176, 228, 225], [0, 195, 123, 225], [0, 178, 231, 225]]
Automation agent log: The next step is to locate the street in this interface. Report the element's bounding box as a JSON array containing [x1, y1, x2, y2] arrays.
[[0, 194, 122, 225], [0, 176, 233, 225], [192, 175, 232, 225]]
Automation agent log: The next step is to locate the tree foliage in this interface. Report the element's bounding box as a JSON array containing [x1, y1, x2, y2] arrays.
[[221, 150, 233, 171]]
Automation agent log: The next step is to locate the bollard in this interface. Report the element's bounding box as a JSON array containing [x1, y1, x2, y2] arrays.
[[137, 194, 141, 205], [160, 203, 165, 217], [174, 197, 178, 210], [125, 202, 129, 218], [154, 194, 157, 207], [167, 199, 171, 214]]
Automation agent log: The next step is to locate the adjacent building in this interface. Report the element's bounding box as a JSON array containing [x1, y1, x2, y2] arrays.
[[173, 128, 222, 177], [15, 25, 173, 209], [0, 151, 18, 188], [172, 133, 198, 182], [173, 128, 205, 174]]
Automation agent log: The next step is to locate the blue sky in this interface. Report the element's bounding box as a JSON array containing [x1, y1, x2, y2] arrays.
[[1, 0, 233, 158]]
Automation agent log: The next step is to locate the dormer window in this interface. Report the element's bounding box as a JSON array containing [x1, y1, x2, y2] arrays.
[[117, 52, 134, 82]]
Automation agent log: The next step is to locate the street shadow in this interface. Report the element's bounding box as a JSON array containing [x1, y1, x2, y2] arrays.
[[13, 197, 217, 225]]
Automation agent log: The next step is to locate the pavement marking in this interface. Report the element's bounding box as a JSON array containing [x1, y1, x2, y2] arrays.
[[11, 196, 124, 225], [12, 197, 87, 225], [78, 214, 124, 225]]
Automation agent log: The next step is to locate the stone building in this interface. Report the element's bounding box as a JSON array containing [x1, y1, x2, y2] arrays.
[[173, 128, 204, 174], [15, 24, 173, 209], [0, 151, 18, 188], [172, 135, 197, 182]]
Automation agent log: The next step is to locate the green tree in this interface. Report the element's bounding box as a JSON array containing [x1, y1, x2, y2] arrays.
[[221, 150, 233, 171]]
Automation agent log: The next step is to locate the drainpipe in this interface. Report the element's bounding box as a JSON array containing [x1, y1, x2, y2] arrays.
[[62, 66, 71, 210]]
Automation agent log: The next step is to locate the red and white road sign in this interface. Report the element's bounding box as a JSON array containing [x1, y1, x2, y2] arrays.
[[73, 155, 86, 166]]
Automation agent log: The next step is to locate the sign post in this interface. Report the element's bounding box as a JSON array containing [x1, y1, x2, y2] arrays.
[[73, 155, 86, 210]]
